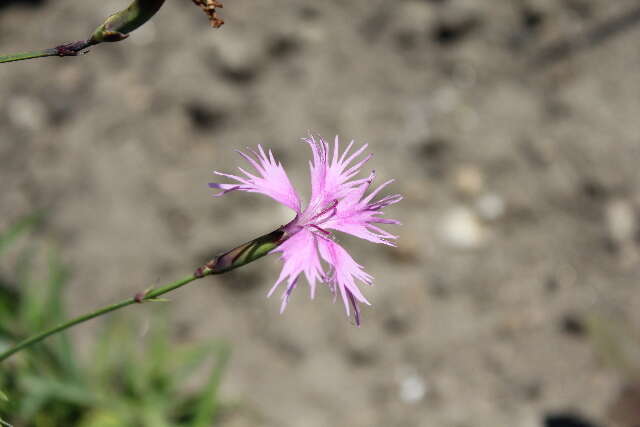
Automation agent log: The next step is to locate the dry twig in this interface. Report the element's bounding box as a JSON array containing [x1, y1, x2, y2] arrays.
[[192, 0, 225, 28]]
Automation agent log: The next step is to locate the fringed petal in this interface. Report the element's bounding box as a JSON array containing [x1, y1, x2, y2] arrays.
[[209, 145, 302, 212], [324, 174, 402, 245], [305, 135, 373, 213], [317, 238, 372, 325], [210, 135, 402, 325], [269, 228, 324, 311]]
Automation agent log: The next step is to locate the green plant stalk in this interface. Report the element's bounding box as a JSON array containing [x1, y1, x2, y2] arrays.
[[0, 277, 195, 363], [0, 228, 287, 362], [0, 0, 166, 64], [0, 48, 61, 64]]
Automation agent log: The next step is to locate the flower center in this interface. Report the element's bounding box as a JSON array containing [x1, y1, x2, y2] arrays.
[[288, 199, 339, 239], [307, 199, 338, 224]]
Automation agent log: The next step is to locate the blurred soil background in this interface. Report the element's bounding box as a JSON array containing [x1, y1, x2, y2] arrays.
[[2, 0, 640, 426]]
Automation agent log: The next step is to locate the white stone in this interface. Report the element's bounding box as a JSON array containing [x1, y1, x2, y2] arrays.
[[475, 193, 506, 221], [441, 207, 486, 249], [8, 95, 47, 131], [399, 374, 427, 403], [606, 199, 636, 243], [454, 165, 484, 196]]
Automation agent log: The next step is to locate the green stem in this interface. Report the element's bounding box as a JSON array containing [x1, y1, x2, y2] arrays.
[[0, 41, 92, 64], [0, 275, 196, 362], [0, 0, 166, 64], [0, 227, 288, 363], [0, 49, 58, 64]]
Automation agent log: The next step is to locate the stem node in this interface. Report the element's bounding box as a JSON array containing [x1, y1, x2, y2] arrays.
[[0, 227, 287, 363]]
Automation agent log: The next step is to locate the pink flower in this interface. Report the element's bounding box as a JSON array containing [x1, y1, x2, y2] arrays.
[[209, 135, 401, 325]]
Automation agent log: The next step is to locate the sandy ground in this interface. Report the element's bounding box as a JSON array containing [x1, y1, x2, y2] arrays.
[[2, 0, 640, 426]]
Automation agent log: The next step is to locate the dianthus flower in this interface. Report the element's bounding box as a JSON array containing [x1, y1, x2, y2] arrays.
[[209, 135, 401, 325]]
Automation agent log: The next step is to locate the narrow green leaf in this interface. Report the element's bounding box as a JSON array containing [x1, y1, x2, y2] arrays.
[[45, 249, 78, 378], [189, 345, 231, 427], [16, 246, 41, 331], [20, 375, 97, 407], [0, 214, 41, 258], [173, 343, 219, 381]]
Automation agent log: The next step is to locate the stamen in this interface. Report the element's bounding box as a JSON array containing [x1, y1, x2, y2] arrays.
[[347, 291, 361, 326], [280, 277, 299, 313], [367, 194, 403, 211], [308, 224, 332, 236], [309, 199, 339, 222]]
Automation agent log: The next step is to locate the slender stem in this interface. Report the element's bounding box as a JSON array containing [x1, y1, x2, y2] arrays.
[[0, 41, 93, 64], [0, 49, 58, 64], [0, 0, 166, 65], [0, 227, 288, 363], [0, 275, 197, 362]]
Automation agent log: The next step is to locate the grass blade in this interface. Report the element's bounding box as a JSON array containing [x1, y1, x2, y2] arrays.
[[189, 344, 230, 427], [0, 214, 41, 258]]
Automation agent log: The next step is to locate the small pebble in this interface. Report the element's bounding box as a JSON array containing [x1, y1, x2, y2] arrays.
[[475, 193, 506, 221], [8, 95, 47, 131], [441, 207, 486, 249], [454, 165, 484, 196], [399, 374, 427, 403], [605, 199, 636, 244]]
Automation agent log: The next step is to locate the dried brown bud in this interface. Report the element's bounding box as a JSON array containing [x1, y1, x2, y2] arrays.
[[192, 0, 225, 28]]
